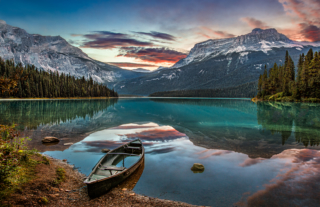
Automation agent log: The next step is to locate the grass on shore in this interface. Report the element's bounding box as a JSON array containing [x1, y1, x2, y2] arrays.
[[252, 92, 320, 103], [0, 124, 53, 200]]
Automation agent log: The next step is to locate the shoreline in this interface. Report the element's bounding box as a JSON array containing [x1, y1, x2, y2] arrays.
[[3, 155, 200, 207], [0, 97, 118, 101], [251, 97, 320, 103]]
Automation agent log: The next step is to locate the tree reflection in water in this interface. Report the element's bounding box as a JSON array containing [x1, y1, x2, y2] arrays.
[[257, 102, 320, 147]]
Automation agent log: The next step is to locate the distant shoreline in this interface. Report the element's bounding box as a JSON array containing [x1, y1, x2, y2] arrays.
[[0, 97, 253, 100], [0, 97, 118, 101]]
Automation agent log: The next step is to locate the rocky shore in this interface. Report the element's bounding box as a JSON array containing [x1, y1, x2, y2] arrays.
[[2, 155, 200, 207]]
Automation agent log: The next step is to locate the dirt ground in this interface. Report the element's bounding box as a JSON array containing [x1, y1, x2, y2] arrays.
[[2, 156, 201, 207]]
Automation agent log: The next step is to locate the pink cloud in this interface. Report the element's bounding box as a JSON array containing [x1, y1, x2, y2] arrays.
[[117, 47, 187, 64], [278, 0, 320, 42], [119, 128, 187, 142], [241, 17, 269, 29], [199, 150, 232, 159], [239, 158, 265, 167], [199, 26, 235, 39], [236, 149, 320, 206], [278, 0, 320, 25]]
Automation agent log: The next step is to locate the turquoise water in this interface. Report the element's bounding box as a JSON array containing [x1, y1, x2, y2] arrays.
[[1, 98, 320, 206]]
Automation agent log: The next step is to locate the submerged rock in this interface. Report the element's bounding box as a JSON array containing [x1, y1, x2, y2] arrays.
[[64, 143, 73, 146], [42, 137, 59, 143], [101, 148, 110, 153], [191, 163, 205, 173]]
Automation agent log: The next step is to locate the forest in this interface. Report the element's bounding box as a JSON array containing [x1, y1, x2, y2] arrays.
[[0, 58, 118, 98], [149, 81, 257, 98], [257, 49, 320, 101]]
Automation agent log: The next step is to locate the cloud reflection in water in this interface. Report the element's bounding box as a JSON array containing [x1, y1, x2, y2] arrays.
[[75, 122, 187, 153], [235, 148, 320, 207]]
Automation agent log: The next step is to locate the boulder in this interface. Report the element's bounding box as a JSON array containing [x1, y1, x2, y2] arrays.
[[42, 137, 59, 143], [191, 163, 205, 173], [101, 148, 110, 153]]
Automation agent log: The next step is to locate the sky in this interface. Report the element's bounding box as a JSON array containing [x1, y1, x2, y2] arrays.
[[0, 0, 319, 70]]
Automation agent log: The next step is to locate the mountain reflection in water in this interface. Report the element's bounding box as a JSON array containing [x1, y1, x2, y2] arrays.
[[1, 98, 320, 206]]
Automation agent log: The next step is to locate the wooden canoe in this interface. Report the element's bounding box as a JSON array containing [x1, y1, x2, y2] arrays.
[[84, 139, 145, 198]]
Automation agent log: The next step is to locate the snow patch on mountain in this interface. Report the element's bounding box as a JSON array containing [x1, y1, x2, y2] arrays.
[[0, 22, 138, 84], [171, 28, 320, 69]]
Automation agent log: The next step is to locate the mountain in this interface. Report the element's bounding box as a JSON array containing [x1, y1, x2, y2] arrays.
[[115, 28, 320, 95], [132, 68, 151, 73], [0, 21, 144, 86]]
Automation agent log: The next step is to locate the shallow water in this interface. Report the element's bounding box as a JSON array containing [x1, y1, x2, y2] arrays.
[[1, 98, 320, 206]]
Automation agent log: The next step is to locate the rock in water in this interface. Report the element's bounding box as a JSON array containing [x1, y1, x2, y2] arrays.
[[101, 149, 110, 153], [191, 163, 205, 173], [64, 143, 73, 146], [42, 137, 59, 143]]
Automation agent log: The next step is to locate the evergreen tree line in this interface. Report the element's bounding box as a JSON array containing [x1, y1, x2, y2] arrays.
[[0, 58, 118, 98], [149, 81, 257, 98], [258, 49, 320, 100]]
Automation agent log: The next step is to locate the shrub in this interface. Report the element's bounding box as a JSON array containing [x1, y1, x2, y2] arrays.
[[53, 167, 66, 185], [0, 124, 36, 198]]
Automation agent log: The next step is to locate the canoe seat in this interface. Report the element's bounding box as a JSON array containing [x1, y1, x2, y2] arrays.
[[99, 166, 126, 171], [126, 146, 141, 150], [90, 174, 107, 181]]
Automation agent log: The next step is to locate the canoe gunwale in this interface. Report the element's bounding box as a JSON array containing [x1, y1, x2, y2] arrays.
[[84, 138, 144, 185]]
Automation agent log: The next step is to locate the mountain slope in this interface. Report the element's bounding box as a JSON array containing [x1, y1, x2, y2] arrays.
[[115, 28, 320, 95], [0, 21, 144, 85]]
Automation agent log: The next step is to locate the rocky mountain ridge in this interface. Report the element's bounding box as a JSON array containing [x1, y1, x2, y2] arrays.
[[0, 21, 143, 85], [115, 28, 320, 95], [171, 28, 315, 69]]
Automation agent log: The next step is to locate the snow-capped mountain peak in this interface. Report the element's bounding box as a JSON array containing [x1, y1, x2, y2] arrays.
[[172, 28, 320, 69], [0, 22, 145, 84]]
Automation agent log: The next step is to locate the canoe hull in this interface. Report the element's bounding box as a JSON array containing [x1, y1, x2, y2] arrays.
[[86, 143, 144, 198]]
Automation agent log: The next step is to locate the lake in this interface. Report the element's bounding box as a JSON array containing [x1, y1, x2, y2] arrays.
[[1, 98, 320, 206]]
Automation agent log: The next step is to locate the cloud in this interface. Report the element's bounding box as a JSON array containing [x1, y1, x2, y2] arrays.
[[146, 147, 176, 154], [119, 128, 187, 142], [239, 158, 265, 167], [278, 0, 320, 42], [213, 31, 236, 38], [82, 140, 125, 150], [70, 34, 82, 37], [199, 26, 236, 39], [117, 47, 187, 64], [133, 31, 176, 41], [78, 31, 153, 49], [241, 149, 320, 206], [199, 150, 232, 159], [299, 23, 320, 42], [278, 0, 320, 25], [292, 148, 320, 163], [107, 62, 156, 68], [0, 19, 6, 24], [241, 17, 269, 29], [111, 125, 156, 129], [84, 31, 128, 39]]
